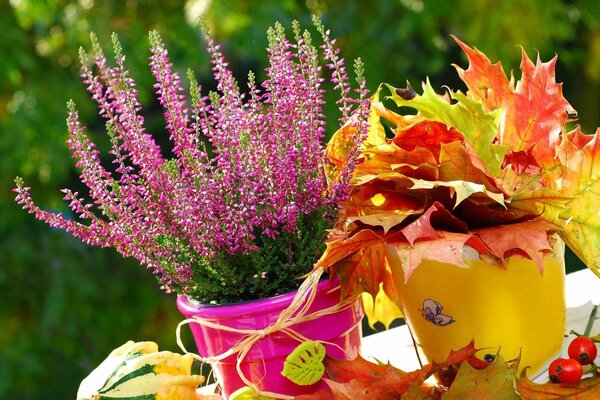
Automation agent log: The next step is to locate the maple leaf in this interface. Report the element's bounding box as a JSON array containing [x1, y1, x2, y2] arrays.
[[506, 186, 569, 229], [364, 88, 389, 146], [322, 354, 427, 399], [371, 95, 422, 131], [471, 219, 558, 272], [516, 372, 600, 399], [407, 178, 505, 209], [501, 149, 542, 176], [343, 184, 426, 233], [322, 377, 401, 400], [402, 382, 438, 400], [426, 340, 479, 377], [443, 355, 519, 400], [438, 141, 506, 195], [325, 98, 386, 191], [331, 238, 401, 306], [391, 120, 464, 160], [539, 127, 600, 276], [385, 81, 507, 175], [321, 353, 439, 399], [320, 39, 600, 336], [453, 198, 536, 228], [452, 36, 514, 112], [454, 37, 575, 168], [389, 231, 489, 283], [318, 229, 405, 310], [325, 120, 364, 189], [400, 202, 467, 246], [357, 142, 439, 182], [300, 342, 480, 400]]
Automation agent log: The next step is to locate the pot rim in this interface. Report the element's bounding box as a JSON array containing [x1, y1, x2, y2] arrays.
[[176, 276, 340, 319]]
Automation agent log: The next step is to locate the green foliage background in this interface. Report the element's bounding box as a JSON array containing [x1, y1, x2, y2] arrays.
[[2, 0, 599, 398]]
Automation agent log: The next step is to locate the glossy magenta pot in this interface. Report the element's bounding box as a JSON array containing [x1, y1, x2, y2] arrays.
[[176, 278, 363, 398]]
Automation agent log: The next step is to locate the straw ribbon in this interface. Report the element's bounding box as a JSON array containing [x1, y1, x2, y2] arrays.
[[176, 267, 358, 399]]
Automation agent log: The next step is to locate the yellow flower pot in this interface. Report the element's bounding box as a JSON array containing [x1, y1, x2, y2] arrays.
[[393, 236, 566, 375]]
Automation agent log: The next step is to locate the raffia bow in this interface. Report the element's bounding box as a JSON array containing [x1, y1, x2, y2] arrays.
[[176, 267, 357, 399]]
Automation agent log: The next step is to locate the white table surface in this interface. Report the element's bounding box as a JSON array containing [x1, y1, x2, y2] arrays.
[[362, 268, 600, 375]]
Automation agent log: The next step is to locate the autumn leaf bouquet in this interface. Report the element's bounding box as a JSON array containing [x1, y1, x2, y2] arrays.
[[312, 37, 600, 396]]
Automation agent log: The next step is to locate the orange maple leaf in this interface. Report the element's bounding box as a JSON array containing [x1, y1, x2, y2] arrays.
[[453, 37, 513, 112], [454, 37, 575, 168], [297, 342, 480, 400], [471, 219, 558, 272]]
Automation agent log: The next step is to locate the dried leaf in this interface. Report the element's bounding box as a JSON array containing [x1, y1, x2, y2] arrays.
[[386, 81, 507, 175], [438, 141, 506, 195], [323, 377, 399, 400], [392, 120, 464, 160], [318, 229, 387, 271], [357, 142, 438, 181], [331, 239, 400, 305], [300, 342, 480, 400], [516, 372, 600, 399], [453, 199, 536, 228], [364, 87, 389, 147], [542, 128, 600, 276], [471, 220, 558, 272], [453, 37, 575, 168], [389, 231, 488, 283], [325, 88, 387, 189], [407, 178, 505, 209], [325, 120, 363, 188], [426, 340, 480, 377], [400, 202, 467, 246], [343, 184, 425, 233], [401, 382, 438, 400], [444, 356, 519, 400], [371, 97, 415, 128], [453, 36, 514, 112], [324, 355, 425, 399]]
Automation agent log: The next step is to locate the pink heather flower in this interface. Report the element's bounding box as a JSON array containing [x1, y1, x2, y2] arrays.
[[14, 21, 369, 296]]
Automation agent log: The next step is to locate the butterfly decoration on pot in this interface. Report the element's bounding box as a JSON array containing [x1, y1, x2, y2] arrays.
[[421, 299, 455, 326]]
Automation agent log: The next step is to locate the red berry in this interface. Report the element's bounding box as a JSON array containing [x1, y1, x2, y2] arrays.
[[568, 336, 598, 365], [548, 358, 565, 383], [555, 358, 584, 384]]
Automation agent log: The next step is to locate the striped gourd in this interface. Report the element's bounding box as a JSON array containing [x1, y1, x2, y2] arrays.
[[77, 341, 204, 400]]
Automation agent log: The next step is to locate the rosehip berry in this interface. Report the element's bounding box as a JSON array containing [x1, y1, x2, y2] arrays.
[[568, 336, 598, 365], [555, 358, 584, 384], [548, 358, 565, 383]]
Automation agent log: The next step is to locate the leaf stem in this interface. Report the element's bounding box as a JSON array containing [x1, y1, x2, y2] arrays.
[[584, 304, 599, 337], [406, 323, 424, 369]]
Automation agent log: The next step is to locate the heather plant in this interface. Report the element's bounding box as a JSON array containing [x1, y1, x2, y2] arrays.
[[14, 20, 369, 304]]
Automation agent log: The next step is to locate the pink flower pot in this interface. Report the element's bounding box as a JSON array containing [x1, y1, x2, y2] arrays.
[[176, 278, 363, 398]]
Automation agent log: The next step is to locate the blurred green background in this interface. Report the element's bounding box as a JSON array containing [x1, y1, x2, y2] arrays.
[[2, 0, 599, 398]]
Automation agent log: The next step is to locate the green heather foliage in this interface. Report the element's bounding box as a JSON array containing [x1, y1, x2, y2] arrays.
[[202, 211, 330, 303], [3, 1, 600, 398]]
